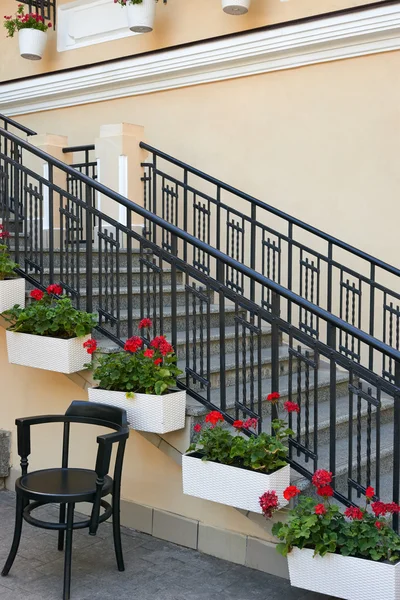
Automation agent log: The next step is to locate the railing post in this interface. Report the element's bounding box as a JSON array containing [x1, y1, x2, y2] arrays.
[[85, 179, 93, 313], [271, 290, 280, 424], [393, 360, 400, 531], [250, 203, 256, 303], [327, 322, 337, 483], [217, 256, 226, 413], [170, 233, 178, 352]]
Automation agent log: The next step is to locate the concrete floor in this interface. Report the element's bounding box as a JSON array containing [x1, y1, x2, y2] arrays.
[[0, 491, 333, 600]]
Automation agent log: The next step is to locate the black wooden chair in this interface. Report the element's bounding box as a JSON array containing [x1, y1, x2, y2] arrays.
[[1, 401, 130, 600]]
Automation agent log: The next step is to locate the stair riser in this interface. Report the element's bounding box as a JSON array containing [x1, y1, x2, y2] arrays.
[[98, 310, 246, 337], [174, 333, 276, 361], [11, 250, 153, 269], [25, 271, 184, 288]]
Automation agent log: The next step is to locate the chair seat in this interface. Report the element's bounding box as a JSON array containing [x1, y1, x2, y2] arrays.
[[16, 468, 113, 503]]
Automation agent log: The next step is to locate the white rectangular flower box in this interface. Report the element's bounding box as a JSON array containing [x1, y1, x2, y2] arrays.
[[6, 331, 91, 374], [182, 453, 290, 513], [88, 387, 186, 434], [0, 278, 25, 313], [287, 547, 400, 600]]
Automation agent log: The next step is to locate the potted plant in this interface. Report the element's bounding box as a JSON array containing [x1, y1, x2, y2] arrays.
[[2, 285, 97, 373], [267, 472, 400, 600], [182, 393, 296, 512], [0, 227, 25, 313], [3, 5, 52, 61], [87, 318, 185, 433], [115, 0, 161, 33], [222, 0, 250, 16]]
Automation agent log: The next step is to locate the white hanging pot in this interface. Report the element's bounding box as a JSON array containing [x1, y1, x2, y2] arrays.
[[222, 0, 250, 15], [126, 0, 157, 33], [18, 28, 48, 61]]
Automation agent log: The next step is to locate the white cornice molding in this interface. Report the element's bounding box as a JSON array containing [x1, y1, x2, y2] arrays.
[[2, 3, 400, 116]]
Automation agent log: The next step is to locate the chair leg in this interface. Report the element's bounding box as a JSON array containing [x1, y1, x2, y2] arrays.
[[1, 493, 24, 577], [58, 504, 66, 551], [63, 503, 75, 600], [112, 493, 125, 572]]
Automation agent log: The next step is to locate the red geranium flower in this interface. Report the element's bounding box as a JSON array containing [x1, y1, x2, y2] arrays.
[[0, 229, 10, 239], [312, 469, 332, 488], [83, 338, 97, 355], [283, 486, 301, 501], [365, 486, 375, 500], [284, 401, 300, 414], [385, 502, 400, 514], [205, 411, 224, 427], [46, 283, 63, 296], [138, 318, 152, 330], [344, 506, 364, 520], [233, 420, 244, 430], [151, 336, 167, 349], [143, 349, 154, 358], [193, 423, 202, 433], [375, 521, 384, 530], [154, 358, 163, 366], [266, 392, 280, 403], [259, 491, 279, 518], [317, 485, 334, 498], [124, 336, 143, 353], [243, 417, 258, 431], [30, 289, 44, 301], [315, 503, 326, 516], [371, 501, 388, 517]]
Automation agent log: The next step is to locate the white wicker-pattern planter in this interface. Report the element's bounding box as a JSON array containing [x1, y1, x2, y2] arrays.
[[287, 547, 400, 600], [222, 0, 250, 15], [6, 331, 91, 373], [19, 29, 48, 60], [0, 278, 25, 313], [88, 387, 186, 434], [182, 454, 290, 512], [126, 0, 156, 33]]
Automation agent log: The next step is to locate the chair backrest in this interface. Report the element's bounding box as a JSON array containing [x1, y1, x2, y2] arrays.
[[65, 400, 128, 428]]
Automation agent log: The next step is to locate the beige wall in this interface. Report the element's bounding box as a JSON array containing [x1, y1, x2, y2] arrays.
[[0, 0, 386, 82], [0, 327, 272, 541], [12, 50, 400, 268]]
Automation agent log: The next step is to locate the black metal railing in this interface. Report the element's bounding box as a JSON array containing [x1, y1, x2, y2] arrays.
[[1, 125, 400, 524], [140, 143, 400, 384], [63, 145, 97, 243]]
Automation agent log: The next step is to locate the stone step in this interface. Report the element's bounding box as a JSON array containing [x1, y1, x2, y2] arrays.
[[95, 325, 277, 360], [9, 247, 154, 269]]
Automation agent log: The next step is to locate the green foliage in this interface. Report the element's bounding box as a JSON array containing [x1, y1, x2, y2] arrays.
[[187, 418, 293, 475], [0, 244, 19, 281], [2, 292, 97, 339], [115, 0, 161, 6], [272, 495, 400, 563], [91, 345, 182, 396], [4, 5, 51, 38]]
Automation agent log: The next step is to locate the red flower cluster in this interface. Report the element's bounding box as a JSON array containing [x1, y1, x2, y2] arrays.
[[0, 225, 10, 239], [312, 469, 332, 488], [375, 521, 384, 530], [138, 318, 152, 330], [259, 490, 279, 518], [242, 417, 258, 431], [283, 485, 301, 501], [366, 486, 375, 500], [205, 411, 224, 427], [371, 501, 400, 517], [193, 423, 202, 433], [154, 358, 163, 366], [83, 339, 97, 355], [315, 503, 327, 516], [151, 336, 173, 356], [317, 485, 334, 498], [46, 283, 63, 296], [143, 349, 154, 358], [124, 336, 143, 353], [284, 401, 300, 414], [30, 289, 44, 301], [233, 420, 244, 429], [266, 392, 280, 404], [344, 506, 364, 520]]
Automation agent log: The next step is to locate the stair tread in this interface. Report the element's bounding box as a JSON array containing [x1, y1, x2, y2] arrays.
[[98, 304, 242, 321]]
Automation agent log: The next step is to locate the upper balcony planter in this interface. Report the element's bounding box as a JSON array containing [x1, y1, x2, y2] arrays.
[[222, 0, 250, 16], [115, 0, 167, 34], [3, 5, 53, 60]]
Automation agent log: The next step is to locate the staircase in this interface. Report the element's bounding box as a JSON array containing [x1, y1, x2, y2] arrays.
[[1, 115, 400, 523]]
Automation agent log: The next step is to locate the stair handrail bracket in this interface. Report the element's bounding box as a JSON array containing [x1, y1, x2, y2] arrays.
[[2, 122, 400, 522]]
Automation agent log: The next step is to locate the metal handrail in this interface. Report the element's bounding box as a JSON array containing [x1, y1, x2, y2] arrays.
[[140, 142, 400, 279], [0, 114, 36, 137], [1, 125, 400, 364]]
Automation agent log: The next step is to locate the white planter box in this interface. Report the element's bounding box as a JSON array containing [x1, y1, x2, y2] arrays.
[[19, 29, 48, 60], [222, 0, 251, 15], [88, 387, 186, 434], [6, 331, 91, 373], [0, 279, 25, 313], [288, 547, 400, 600], [182, 454, 290, 512], [126, 0, 156, 33]]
